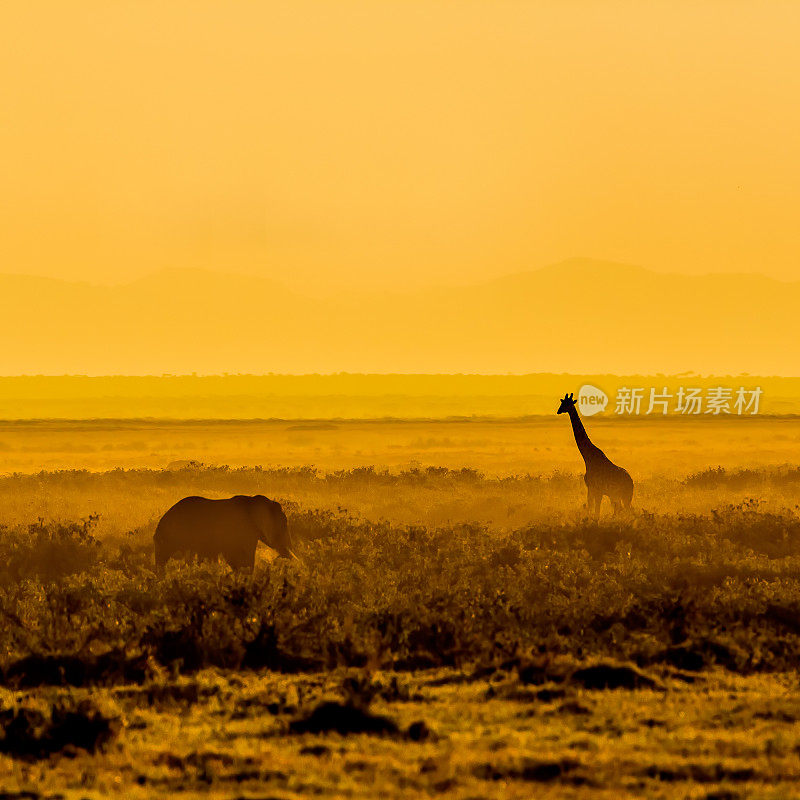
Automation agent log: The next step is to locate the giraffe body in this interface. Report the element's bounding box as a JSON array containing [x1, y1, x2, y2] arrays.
[[557, 393, 633, 518]]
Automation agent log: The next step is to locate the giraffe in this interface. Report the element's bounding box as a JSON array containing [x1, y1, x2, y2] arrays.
[[557, 392, 633, 518]]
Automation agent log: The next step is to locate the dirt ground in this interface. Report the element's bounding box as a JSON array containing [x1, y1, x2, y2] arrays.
[[3, 666, 800, 799]]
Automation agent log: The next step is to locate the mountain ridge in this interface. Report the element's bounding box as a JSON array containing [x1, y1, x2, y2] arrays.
[[3, 258, 799, 294], [0, 260, 794, 375]]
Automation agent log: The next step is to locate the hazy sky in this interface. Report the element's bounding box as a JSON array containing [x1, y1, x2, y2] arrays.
[[2, 1, 799, 292]]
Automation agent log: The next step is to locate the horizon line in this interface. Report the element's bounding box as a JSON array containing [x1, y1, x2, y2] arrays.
[[0, 372, 795, 380]]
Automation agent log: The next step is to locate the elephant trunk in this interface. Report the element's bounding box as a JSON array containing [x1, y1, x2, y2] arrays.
[[271, 511, 297, 559]]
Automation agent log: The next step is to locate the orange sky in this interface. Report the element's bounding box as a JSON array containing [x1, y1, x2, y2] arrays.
[[2, 1, 799, 293]]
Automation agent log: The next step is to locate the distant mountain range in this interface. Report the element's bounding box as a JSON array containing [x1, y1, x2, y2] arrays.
[[0, 259, 795, 374]]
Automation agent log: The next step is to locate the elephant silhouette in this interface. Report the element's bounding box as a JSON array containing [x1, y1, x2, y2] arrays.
[[154, 494, 294, 571]]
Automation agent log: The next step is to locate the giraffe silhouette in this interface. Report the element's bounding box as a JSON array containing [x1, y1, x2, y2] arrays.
[[557, 392, 633, 518]]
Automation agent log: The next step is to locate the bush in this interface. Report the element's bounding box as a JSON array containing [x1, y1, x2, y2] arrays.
[[0, 503, 800, 683], [0, 516, 102, 582]]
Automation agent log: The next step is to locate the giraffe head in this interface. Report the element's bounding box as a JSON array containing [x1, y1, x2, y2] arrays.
[[557, 393, 577, 414]]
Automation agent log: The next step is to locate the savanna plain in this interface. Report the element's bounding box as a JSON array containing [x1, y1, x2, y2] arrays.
[[2, 415, 800, 799]]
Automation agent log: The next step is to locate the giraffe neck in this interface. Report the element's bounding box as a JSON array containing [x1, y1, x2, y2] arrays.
[[566, 405, 597, 463]]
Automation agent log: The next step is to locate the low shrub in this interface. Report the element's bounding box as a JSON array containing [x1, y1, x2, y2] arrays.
[[0, 503, 799, 682]]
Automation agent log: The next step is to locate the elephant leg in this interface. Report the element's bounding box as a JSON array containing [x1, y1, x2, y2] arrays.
[[226, 544, 256, 572], [153, 537, 172, 573]]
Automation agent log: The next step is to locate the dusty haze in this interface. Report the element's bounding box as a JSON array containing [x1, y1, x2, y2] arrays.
[[2, 0, 800, 299]]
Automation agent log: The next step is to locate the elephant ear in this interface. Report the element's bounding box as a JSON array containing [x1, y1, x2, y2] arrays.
[[249, 495, 293, 558]]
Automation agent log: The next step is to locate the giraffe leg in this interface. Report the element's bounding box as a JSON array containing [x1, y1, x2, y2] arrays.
[[624, 489, 633, 512], [585, 487, 596, 517], [587, 489, 601, 519], [616, 488, 633, 516]]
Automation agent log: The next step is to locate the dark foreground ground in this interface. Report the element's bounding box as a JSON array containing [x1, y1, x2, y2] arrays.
[[2, 665, 800, 799]]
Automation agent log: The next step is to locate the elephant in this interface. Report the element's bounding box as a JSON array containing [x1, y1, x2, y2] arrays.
[[153, 494, 294, 571]]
